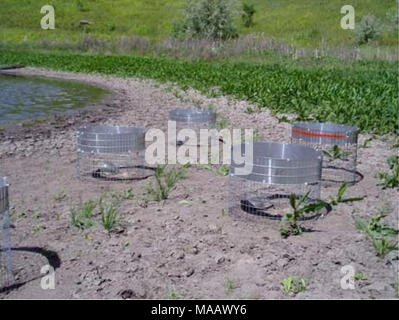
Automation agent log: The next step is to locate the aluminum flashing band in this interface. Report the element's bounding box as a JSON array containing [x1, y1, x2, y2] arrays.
[[169, 109, 216, 124], [292, 122, 358, 146]]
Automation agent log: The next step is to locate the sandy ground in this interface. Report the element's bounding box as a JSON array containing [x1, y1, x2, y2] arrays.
[[0, 68, 398, 299]]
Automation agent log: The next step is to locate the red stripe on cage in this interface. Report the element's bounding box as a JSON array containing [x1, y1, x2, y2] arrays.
[[292, 128, 345, 139]]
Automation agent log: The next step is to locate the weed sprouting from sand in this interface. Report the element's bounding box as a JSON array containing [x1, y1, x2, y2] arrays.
[[328, 183, 364, 206], [280, 192, 328, 238], [354, 272, 369, 282], [224, 278, 236, 295], [281, 276, 307, 294], [70, 200, 97, 230], [377, 155, 399, 189], [216, 117, 229, 130], [322, 145, 350, 162], [53, 191, 67, 202], [111, 188, 134, 201], [356, 214, 398, 257], [217, 165, 229, 176], [99, 197, 120, 232], [146, 163, 188, 201], [280, 183, 364, 238], [165, 290, 180, 300]]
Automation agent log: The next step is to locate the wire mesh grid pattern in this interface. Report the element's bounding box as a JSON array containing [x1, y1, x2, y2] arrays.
[[1, 177, 13, 290], [76, 125, 149, 181], [169, 109, 217, 146], [291, 122, 359, 185], [228, 142, 323, 221]]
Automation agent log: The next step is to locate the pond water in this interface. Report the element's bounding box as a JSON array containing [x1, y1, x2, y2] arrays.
[[0, 74, 107, 124]]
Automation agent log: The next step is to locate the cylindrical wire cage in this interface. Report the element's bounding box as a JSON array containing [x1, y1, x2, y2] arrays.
[[76, 125, 149, 181], [228, 142, 323, 221], [1, 177, 13, 291], [291, 122, 359, 185], [169, 109, 217, 146]]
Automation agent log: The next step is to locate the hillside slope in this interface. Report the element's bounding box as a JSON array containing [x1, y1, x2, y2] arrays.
[[1, 0, 397, 48]]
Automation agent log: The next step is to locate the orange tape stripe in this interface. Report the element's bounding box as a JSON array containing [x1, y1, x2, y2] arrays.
[[292, 128, 345, 139]]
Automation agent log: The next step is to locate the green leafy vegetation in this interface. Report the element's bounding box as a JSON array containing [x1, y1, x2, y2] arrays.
[[0, 50, 396, 134], [322, 145, 350, 162], [224, 278, 236, 295], [99, 197, 120, 232], [53, 191, 67, 201], [378, 156, 399, 189], [0, 0, 396, 50], [146, 164, 188, 201], [217, 165, 230, 176], [281, 276, 307, 294], [280, 184, 364, 238], [328, 183, 365, 206], [70, 200, 97, 230], [356, 214, 398, 257], [354, 272, 369, 281], [280, 192, 328, 238]]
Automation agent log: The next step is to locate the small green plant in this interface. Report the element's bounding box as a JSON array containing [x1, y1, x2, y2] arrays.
[[354, 272, 369, 281], [281, 276, 307, 294], [322, 145, 350, 162], [356, 214, 398, 239], [146, 164, 188, 201], [329, 183, 364, 206], [165, 291, 180, 300], [378, 156, 399, 189], [280, 192, 328, 238], [217, 165, 229, 176], [359, 137, 373, 149], [99, 197, 120, 232], [121, 241, 130, 249], [356, 214, 398, 257], [225, 278, 236, 295], [53, 191, 67, 202], [393, 282, 399, 299], [70, 200, 97, 230], [112, 188, 134, 201], [372, 237, 398, 257], [216, 117, 229, 130], [242, 2, 256, 28], [33, 225, 42, 234]]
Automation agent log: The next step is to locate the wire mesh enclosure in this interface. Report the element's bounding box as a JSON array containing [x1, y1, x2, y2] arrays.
[[1, 177, 13, 291], [291, 122, 359, 185], [169, 109, 217, 146], [76, 125, 148, 181], [228, 142, 323, 221]]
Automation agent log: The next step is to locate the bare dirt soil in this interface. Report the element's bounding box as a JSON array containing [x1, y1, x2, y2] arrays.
[[0, 68, 398, 299]]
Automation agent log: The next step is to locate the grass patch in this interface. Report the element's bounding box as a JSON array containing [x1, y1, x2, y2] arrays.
[[70, 200, 97, 230], [0, 0, 396, 49], [145, 164, 188, 201], [99, 197, 120, 232]]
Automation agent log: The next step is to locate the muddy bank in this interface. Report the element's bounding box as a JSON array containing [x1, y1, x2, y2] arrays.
[[0, 68, 398, 299]]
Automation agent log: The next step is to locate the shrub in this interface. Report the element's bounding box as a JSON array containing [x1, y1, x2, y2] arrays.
[[242, 2, 255, 28], [174, 0, 238, 40], [354, 15, 382, 45]]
